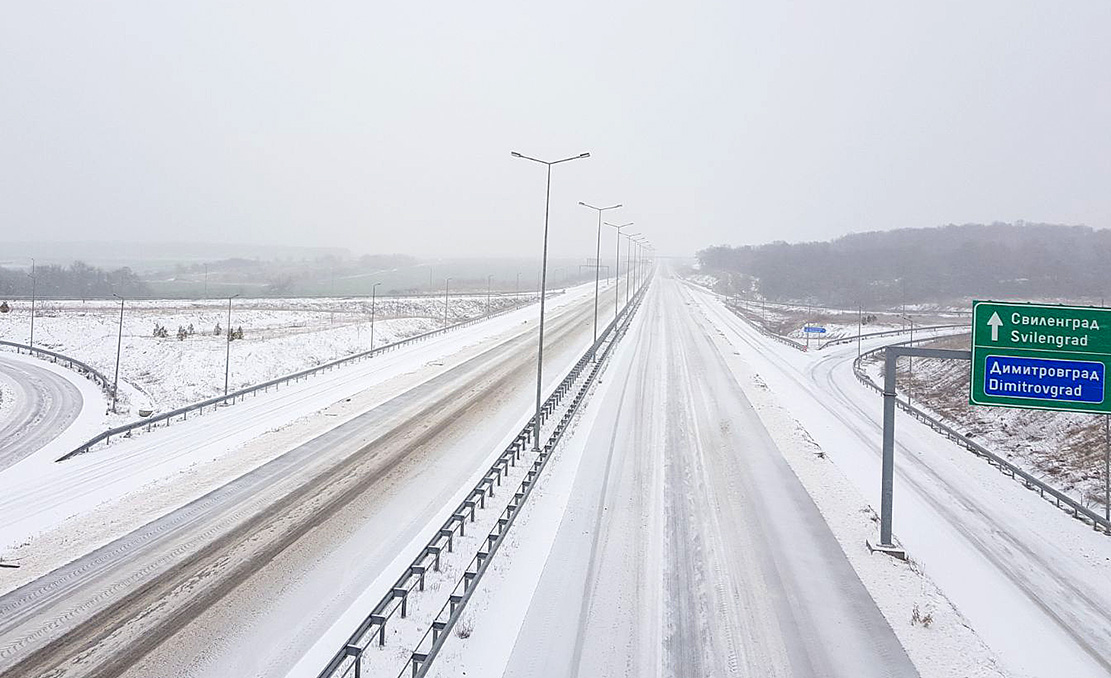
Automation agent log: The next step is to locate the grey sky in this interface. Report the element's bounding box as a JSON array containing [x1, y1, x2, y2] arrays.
[[2, 1, 1109, 259]]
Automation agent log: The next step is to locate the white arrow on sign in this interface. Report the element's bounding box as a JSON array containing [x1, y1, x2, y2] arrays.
[[987, 311, 1003, 341]]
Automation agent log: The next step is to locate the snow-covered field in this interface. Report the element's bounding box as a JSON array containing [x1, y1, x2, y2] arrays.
[[0, 293, 534, 422]]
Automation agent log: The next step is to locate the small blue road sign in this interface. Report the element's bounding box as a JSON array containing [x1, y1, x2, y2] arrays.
[[803, 326, 827, 334]]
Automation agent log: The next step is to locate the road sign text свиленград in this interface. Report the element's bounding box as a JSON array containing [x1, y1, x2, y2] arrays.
[[970, 301, 1111, 413]]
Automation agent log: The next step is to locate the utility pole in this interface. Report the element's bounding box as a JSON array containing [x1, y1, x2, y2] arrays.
[[204, 263, 209, 299], [516, 272, 521, 308], [443, 278, 452, 327], [370, 282, 381, 354], [111, 293, 125, 413], [486, 275, 493, 317], [224, 293, 240, 401], [28, 258, 36, 349], [858, 305, 863, 358]]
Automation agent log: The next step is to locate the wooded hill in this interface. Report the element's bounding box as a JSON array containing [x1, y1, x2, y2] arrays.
[[696, 222, 1111, 307]]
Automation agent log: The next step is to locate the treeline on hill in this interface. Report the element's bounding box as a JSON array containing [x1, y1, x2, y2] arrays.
[[697, 223, 1111, 307], [0, 261, 149, 298]]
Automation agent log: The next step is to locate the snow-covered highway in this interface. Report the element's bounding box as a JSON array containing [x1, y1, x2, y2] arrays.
[[690, 281, 1111, 677], [0, 281, 626, 678], [497, 275, 918, 677]]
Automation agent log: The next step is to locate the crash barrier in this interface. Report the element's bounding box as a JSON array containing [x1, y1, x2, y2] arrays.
[[722, 301, 808, 351], [818, 324, 966, 350], [854, 337, 1110, 534], [317, 279, 651, 678], [0, 340, 113, 396], [56, 292, 560, 461]]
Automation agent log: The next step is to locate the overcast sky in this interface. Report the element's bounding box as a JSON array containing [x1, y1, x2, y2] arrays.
[[2, 1, 1109, 260]]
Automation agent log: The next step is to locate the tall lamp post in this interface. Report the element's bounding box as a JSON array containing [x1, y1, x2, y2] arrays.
[[512, 149, 590, 452], [623, 232, 641, 308], [111, 293, 125, 413], [605, 222, 633, 321], [224, 293, 240, 401], [443, 278, 452, 327], [579, 201, 622, 356], [486, 275, 494, 317], [370, 282, 381, 354], [633, 236, 648, 293]]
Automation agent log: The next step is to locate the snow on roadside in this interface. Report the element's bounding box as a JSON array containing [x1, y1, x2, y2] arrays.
[[0, 370, 13, 425], [0, 294, 533, 424], [690, 300, 1007, 677]]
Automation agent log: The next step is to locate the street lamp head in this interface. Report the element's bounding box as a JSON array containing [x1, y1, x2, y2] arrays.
[[511, 151, 523, 158]]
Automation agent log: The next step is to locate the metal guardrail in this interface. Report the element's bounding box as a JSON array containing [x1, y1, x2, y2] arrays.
[[56, 294, 557, 462], [854, 337, 1110, 534], [722, 301, 808, 351], [0, 340, 113, 396], [818, 324, 967, 350], [316, 278, 650, 678]]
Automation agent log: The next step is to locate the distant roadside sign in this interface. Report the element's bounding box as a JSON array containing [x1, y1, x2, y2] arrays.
[[803, 326, 826, 334], [970, 301, 1111, 413]]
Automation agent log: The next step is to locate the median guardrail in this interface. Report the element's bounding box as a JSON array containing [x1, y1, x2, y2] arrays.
[[316, 277, 651, 678], [854, 337, 1110, 534], [0, 340, 113, 396], [56, 292, 557, 461]]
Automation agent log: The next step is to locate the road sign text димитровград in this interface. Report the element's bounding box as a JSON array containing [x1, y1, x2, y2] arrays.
[[970, 301, 1111, 413]]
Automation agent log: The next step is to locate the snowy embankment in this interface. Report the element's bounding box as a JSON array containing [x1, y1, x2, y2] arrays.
[[0, 294, 530, 424], [868, 333, 1110, 514]]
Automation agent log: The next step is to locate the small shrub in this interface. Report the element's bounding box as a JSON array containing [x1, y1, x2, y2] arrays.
[[455, 618, 474, 639], [910, 604, 934, 628]]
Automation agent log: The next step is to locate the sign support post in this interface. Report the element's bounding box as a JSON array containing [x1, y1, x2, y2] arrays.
[[869, 344, 971, 559]]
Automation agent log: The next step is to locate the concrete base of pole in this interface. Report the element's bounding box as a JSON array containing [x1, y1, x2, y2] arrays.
[[866, 538, 906, 560]]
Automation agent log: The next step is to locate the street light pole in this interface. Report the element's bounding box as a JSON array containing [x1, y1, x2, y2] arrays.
[[370, 282, 381, 354], [486, 275, 494, 317], [623, 232, 641, 309], [224, 293, 240, 401], [111, 293, 125, 413], [579, 201, 622, 357], [605, 222, 633, 322], [444, 278, 452, 327], [28, 258, 36, 349], [512, 149, 590, 452], [515, 272, 521, 307]]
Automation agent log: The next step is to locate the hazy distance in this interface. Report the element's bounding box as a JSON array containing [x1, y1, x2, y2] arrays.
[[2, 0, 1109, 258]]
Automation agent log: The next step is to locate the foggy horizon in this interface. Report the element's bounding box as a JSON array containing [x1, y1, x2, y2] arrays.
[[3, 1, 1109, 259]]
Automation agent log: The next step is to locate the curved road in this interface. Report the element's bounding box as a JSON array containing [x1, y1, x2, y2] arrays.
[[689, 281, 1111, 676], [0, 354, 83, 471]]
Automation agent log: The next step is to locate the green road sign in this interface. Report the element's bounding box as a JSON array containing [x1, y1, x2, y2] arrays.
[[970, 301, 1111, 413]]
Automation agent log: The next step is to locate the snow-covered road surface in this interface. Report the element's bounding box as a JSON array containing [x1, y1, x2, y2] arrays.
[[0, 353, 84, 470], [687, 282, 1111, 677], [495, 275, 917, 677], [0, 280, 625, 678]]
